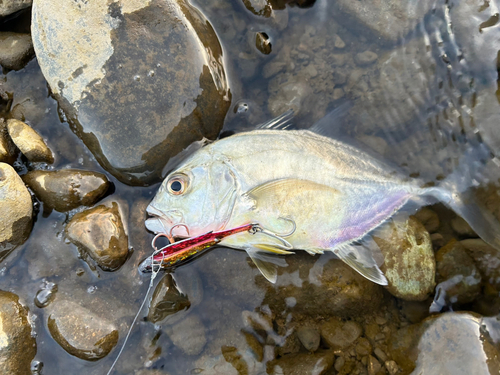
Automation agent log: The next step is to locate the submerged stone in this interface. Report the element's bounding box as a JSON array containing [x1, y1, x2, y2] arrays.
[[164, 314, 206, 356], [375, 216, 435, 301], [6, 119, 53, 163], [0, 291, 36, 375], [32, 0, 231, 186], [320, 319, 362, 350], [147, 273, 191, 323], [22, 169, 110, 212], [0, 32, 34, 71], [66, 202, 129, 271], [0, 162, 32, 262], [267, 350, 335, 375], [47, 300, 118, 361]]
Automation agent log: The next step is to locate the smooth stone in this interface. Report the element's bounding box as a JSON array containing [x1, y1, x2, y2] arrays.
[[268, 350, 335, 375], [296, 325, 320, 352], [330, 0, 432, 43], [147, 273, 190, 323], [241, 0, 272, 17], [32, 0, 230, 186], [0, 32, 34, 71], [164, 314, 206, 356], [0, 162, 32, 262], [47, 300, 118, 361], [375, 216, 436, 301], [0, 119, 16, 164], [434, 240, 481, 305], [6, 119, 53, 163], [414, 208, 440, 234], [368, 355, 381, 375], [354, 51, 378, 66], [320, 319, 362, 350], [0, 0, 31, 18], [66, 202, 128, 271], [451, 216, 477, 238], [334, 34, 345, 49], [22, 169, 110, 212], [0, 291, 36, 375], [355, 337, 372, 356], [34, 281, 57, 308], [461, 238, 500, 290]]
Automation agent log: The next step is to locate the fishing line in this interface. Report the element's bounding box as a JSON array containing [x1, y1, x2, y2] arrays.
[[105, 252, 164, 375]]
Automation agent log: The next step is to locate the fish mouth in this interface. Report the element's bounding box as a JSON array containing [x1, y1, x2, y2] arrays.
[[145, 205, 190, 238]]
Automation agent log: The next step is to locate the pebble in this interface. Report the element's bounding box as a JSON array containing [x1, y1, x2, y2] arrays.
[[354, 51, 378, 66], [435, 240, 481, 305], [461, 238, 500, 290], [334, 34, 346, 49], [320, 319, 362, 350], [334, 356, 345, 371], [385, 360, 399, 375], [355, 337, 372, 356], [0, 162, 32, 261], [296, 326, 320, 352], [451, 216, 477, 238], [147, 273, 191, 324], [6, 119, 53, 163], [0, 290, 37, 374], [375, 216, 436, 301], [333, 87, 345, 100], [66, 202, 128, 271], [47, 300, 118, 361], [23, 169, 110, 212], [34, 281, 57, 308], [0, 0, 31, 17], [368, 355, 382, 375], [267, 350, 335, 375], [414, 207, 440, 233], [0, 119, 16, 164], [164, 315, 207, 356], [255, 32, 272, 55], [373, 347, 388, 363], [0, 32, 34, 71]]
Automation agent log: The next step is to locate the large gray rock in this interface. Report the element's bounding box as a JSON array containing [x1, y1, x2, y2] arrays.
[[0, 0, 31, 18], [0, 291, 36, 375], [0, 162, 32, 262], [32, 0, 231, 186]]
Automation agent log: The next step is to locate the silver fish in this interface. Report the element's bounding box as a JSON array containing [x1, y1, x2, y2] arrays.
[[145, 114, 500, 284]]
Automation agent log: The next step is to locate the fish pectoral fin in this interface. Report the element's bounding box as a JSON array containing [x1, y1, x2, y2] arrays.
[[246, 248, 289, 283], [333, 242, 388, 286], [253, 243, 295, 255]]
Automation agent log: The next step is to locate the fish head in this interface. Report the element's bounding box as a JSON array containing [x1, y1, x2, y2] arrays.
[[145, 149, 238, 238]]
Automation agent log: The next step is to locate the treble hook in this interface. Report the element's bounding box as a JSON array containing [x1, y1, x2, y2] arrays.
[[249, 217, 296, 249], [151, 222, 191, 253]]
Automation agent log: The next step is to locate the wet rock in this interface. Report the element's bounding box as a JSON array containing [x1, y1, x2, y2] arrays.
[[451, 216, 477, 238], [0, 291, 36, 375], [47, 300, 118, 361], [241, 0, 272, 17], [334, 34, 345, 49], [400, 299, 432, 324], [461, 238, 500, 290], [367, 355, 381, 375], [0, 119, 16, 164], [414, 207, 440, 233], [0, 162, 32, 261], [374, 216, 436, 301], [0, 0, 31, 18], [66, 202, 128, 271], [255, 31, 272, 55], [32, 0, 230, 186], [355, 51, 378, 66], [164, 314, 206, 356], [356, 337, 372, 356], [320, 319, 362, 350], [6, 119, 53, 163], [267, 350, 335, 375], [331, 0, 432, 43], [34, 280, 57, 308], [296, 325, 320, 352], [434, 240, 481, 305], [22, 169, 110, 212], [147, 273, 191, 324], [0, 32, 34, 71]]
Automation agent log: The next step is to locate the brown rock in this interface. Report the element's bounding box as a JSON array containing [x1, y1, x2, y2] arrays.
[[147, 273, 190, 323], [6, 119, 53, 163], [414, 208, 440, 233], [268, 350, 335, 375], [23, 169, 110, 212], [375, 217, 435, 301], [47, 300, 118, 361], [0, 119, 16, 164], [0, 291, 36, 374], [297, 325, 321, 352], [320, 319, 362, 350], [461, 238, 500, 290], [0, 32, 34, 71], [0, 162, 32, 262], [451, 216, 478, 238], [66, 202, 128, 271]]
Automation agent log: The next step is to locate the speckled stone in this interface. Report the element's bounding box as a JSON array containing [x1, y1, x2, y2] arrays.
[[32, 0, 230, 185], [22, 169, 110, 212], [0, 291, 36, 375], [47, 300, 118, 361], [0, 162, 32, 262], [6, 119, 53, 163], [66, 202, 129, 271]]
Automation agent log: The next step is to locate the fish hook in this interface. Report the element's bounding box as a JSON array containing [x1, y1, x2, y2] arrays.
[[169, 223, 190, 238], [249, 217, 296, 249], [151, 223, 190, 254]]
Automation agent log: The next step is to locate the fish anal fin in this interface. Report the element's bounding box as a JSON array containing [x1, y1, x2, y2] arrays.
[[246, 248, 289, 283]]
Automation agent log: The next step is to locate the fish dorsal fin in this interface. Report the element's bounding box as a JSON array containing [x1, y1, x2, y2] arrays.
[[246, 248, 289, 283], [256, 109, 294, 130], [309, 101, 353, 138], [333, 238, 388, 286]]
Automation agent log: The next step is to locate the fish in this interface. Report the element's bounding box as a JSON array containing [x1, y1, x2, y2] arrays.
[[144, 111, 500, 284]]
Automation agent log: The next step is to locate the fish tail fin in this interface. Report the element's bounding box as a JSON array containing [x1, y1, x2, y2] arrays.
[[423, 138, 500, 250]]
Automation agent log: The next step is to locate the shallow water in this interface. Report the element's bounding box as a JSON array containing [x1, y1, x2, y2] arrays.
[[2, 1, 500, 374]]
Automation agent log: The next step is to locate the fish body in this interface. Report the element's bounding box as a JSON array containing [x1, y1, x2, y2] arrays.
[[145, 127, 500, 283]]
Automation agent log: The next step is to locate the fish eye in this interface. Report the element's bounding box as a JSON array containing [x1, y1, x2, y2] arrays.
[[167, 175, 188, 195]]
